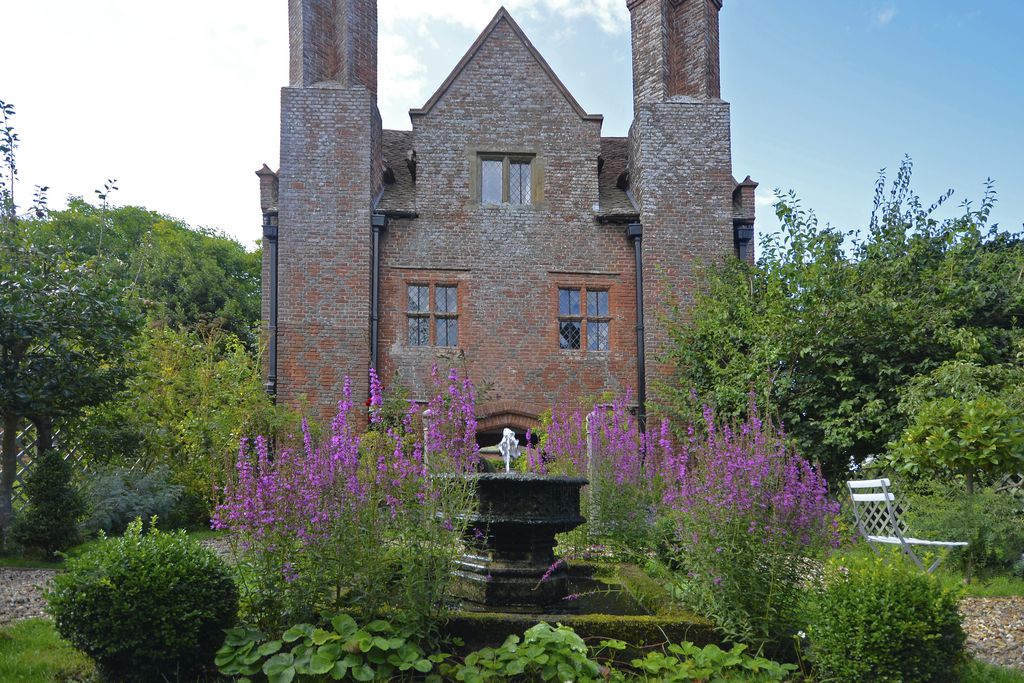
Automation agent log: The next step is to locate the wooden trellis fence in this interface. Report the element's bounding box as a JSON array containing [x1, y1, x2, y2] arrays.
[[1, 419, 86, 509]]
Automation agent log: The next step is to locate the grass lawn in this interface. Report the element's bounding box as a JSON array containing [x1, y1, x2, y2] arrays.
[[962, 660, 1024, 683], [0, 619, 93, 682], [0, 528, 226, 570], [830, 543, 1024, 597]]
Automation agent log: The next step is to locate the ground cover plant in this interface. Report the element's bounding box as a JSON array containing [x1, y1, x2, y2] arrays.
[[216, 618, 797, 683]]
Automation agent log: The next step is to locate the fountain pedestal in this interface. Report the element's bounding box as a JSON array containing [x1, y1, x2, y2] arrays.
[[452, 473, 587, 609]]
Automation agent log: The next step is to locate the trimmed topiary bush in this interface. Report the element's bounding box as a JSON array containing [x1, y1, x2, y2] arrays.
[[808, 557, 966, 682], [11, 447, 85, 558], [45, 518, 237, 682]]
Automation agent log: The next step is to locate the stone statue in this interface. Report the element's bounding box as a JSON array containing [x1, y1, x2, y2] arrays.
[[498, 428, 519, 473]]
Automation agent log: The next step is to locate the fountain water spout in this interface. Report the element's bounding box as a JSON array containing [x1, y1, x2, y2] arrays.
[[498, 428, 519, 473]]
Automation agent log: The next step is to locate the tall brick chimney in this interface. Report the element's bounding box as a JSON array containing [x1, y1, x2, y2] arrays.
[[273, 0, 381, 424], [625, 0, 733, 414], [628, 0, 722, 109], [289, 0, 378, 97]]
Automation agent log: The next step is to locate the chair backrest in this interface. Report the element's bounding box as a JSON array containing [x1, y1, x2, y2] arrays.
[[847, 478, 908, 538]]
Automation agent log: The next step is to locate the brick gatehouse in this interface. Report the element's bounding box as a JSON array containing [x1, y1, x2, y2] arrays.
[[257, 0, 757, 440]]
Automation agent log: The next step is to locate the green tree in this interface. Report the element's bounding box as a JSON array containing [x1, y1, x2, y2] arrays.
[[79, 324, 288, 519], [0, 229, 141, 542], [888, 341, 1024, 580], [35, 200, 261, 345], [11, 446, 86, 558], [662, 159, 1023, 482], [0, 100, 141, 543]]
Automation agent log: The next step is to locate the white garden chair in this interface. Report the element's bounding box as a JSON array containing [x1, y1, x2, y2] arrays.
[[847, 478, 968, 573]]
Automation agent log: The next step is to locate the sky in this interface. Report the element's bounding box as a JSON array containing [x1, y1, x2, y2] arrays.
[[5, 1, 1023, 250]]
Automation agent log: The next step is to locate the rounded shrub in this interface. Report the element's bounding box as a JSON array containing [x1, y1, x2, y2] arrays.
[[45, 518, 238, 682], [808, 557, 966, 683]]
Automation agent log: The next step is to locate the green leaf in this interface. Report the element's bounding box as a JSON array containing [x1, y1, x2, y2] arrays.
[[263, 653, 296, 683], [309, 652, 336, 675], [257, 640, 283, 656], [312, 628, 337, 645], [331, 613, 358, 635], [352, 663, 376, 681], [282, 625, 311, 643]]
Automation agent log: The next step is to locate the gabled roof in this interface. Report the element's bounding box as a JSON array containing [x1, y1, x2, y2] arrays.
[[409, 7, 603, 122]]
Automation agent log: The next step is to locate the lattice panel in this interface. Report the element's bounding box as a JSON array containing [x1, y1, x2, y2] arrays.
[[3, 419, 86, 509], [559, 321, 581, 349], [857, 499, 909, 537], [998, 472, 1024, 512]]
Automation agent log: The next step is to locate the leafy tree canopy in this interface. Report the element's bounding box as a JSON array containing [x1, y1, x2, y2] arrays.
[[32, 199, 261, 345], [661, 158, 1024, 482], [0, 228, 141, 421], [79, 323, 290, 517]]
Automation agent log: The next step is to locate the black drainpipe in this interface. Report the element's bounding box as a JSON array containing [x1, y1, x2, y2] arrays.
[[263, 210, 279, 400], [627, 221, 646, 437], [370, 212, 388, 372]]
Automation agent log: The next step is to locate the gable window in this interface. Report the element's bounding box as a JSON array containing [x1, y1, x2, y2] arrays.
[[435, 285, 458, 347], [586, 290, 610, 351], [559, 287, 610, 351], [479, 155, 532, 205], [407, 283, 458, 347]]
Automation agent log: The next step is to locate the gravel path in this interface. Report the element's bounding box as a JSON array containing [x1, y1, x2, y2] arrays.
[[2, 562, 1021, 670], [0, 568, 52, 625], [961, 596, 1024, 670]]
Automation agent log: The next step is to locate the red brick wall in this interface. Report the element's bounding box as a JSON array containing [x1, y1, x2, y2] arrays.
[[276, 85, 379, 426], [628, 0, 734, 409], [269, 1, 742, 428], [629, 101, 734, 407], [289, 0, 377, 92], [630, 0, 722, 106], [667, 0, 721, 99], [377, 17, 638, 423]]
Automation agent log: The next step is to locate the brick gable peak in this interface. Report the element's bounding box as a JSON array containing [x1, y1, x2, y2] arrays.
[[409, 7, 603, 123]]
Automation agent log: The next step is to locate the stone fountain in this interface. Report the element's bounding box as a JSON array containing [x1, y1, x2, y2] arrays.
[[444, 429, 716, 655], [451, 430, 587, 609]]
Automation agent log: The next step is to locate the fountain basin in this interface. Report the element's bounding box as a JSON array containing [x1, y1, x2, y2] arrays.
[[445, 563, 718, 657], [450, 473, 587, 609]]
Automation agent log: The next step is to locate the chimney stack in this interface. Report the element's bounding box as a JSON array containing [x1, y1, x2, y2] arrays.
[[628, 0, 722, 110], [289, 0, 377, 97]]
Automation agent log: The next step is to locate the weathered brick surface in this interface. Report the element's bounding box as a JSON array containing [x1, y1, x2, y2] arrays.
[[276, 84, 378, 425], [289, 0, 377, 92], [630, 0, 722, 106], [629, 100, 734, 403], [379, 16, 637, 423], [265, 0, 751, 430]]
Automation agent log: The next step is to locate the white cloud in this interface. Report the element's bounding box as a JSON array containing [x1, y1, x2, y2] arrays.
[[874, 7, 897, 26], [755, 187, 778, 209], [379, 0, 626, 35], [377, 0, 628, 126]]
